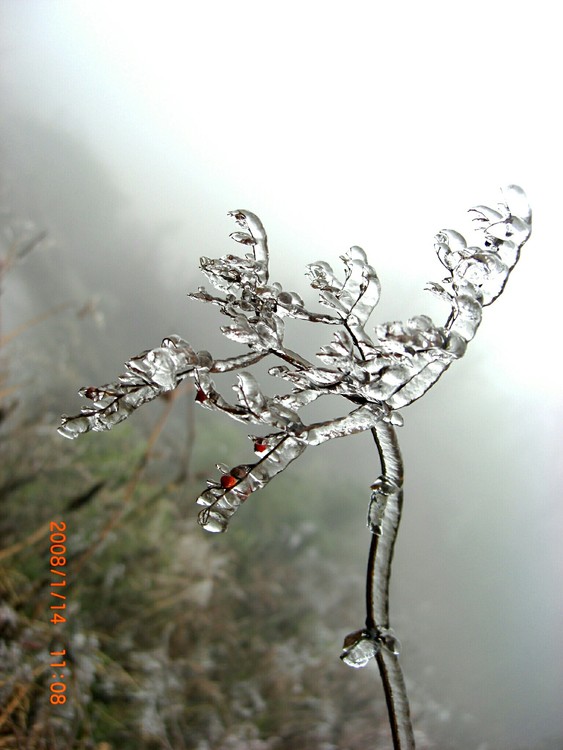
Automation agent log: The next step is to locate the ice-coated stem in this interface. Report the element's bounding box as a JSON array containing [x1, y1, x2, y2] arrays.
[[368, 422, 414, 749], [375, 647, 413, 750], [368, 423, 402, 626]]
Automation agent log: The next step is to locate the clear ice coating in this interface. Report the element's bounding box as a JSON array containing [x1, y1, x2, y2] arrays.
[[368, 477, 402, 535], [58, 188, 531, 531], [340, 626, 401, 668]]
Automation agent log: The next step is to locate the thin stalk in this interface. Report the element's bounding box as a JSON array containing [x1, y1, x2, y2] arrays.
[[367, 422, 415, 750]]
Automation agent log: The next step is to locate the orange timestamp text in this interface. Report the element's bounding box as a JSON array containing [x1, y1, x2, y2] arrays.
[[48, 520, 69, 705], [48, 521, 68, 625]]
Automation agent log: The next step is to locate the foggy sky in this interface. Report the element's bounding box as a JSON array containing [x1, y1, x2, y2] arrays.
[[1, 2, 561, 747]]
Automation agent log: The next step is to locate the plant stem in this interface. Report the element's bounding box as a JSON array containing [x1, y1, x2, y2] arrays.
[[368, 422, 415, 749]]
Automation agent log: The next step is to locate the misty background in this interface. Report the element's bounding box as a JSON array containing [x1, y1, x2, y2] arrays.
[[1, 2, 561, 748]]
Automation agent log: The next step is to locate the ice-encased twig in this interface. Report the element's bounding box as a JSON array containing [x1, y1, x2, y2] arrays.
[[341, 421, 413, 747]]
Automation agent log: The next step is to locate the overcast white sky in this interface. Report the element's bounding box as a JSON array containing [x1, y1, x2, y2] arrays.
[[1, 2, 561, 746]]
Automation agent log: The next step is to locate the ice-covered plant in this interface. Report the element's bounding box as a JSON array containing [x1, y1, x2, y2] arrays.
[[59, 186, 531, 749]]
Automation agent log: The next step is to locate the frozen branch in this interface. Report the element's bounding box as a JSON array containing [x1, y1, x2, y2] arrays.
[[59, 186, 532, 749]]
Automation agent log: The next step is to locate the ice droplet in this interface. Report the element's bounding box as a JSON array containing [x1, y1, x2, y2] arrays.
[[380, 629, 401, 656], [198, 508, 229, 533], [502, 184, 532, 223], [340, 629, 380, 668], [57, 415, 90, 440]]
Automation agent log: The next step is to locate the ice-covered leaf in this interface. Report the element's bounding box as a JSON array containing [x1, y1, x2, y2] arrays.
[[275, 387, 323, 411], [58, 336, 199, 439], [269, 364, 345, 389], [233, 372, 267, 415], [196, 435, 306, 532], [194, 369, 305, 435], [316, 329, 355, 367], [448, 291, 483, 341], [229, 231, 256, 246], [306, 260, 342, 292], [200, 254, 265, 294], [434, 229, 472, 270], [453, 251, 509, 305], [306, 248, 381, 332], [227, 209, 269, 284], [339, 245, 381, 326], [305, 404, 387, 446]]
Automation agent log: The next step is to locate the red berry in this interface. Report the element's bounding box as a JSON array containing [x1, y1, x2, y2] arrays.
[[254, 439, 268, 453], [220, 474, 237, 489], [195, 389, 207, 403]]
